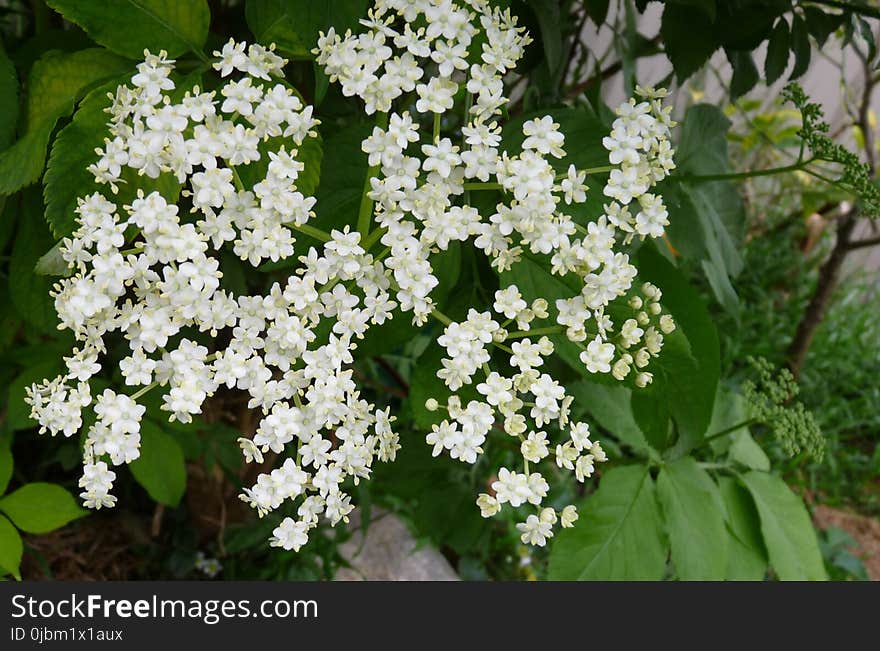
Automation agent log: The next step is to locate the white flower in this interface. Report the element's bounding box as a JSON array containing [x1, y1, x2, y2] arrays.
[[560, 505, 578, 528], [580, 336, 615, 373], [570, 422, 592, 451], [517, 514, 554, 546], [522, 116, 565, 158], [575, 454, 595, 482], [521, 430, 549, 463], [270, 517, 310, 551], [560, 165, 588, 204], [477, 493, 501, 517]]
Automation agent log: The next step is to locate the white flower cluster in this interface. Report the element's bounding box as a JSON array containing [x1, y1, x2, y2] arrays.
[[315, 0, 677, 545], [26, 42, 401, 551], [26, 0, 678, 553]]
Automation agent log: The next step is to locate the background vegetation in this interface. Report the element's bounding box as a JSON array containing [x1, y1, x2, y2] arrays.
[[0, 0, 877, 581]]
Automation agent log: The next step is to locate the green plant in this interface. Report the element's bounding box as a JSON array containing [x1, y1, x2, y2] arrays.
[[0, 433, 85, 578], [1, 0, 876, 583]]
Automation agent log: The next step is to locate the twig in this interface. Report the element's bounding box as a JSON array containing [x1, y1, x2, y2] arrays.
[[846, 234, 880, 249]]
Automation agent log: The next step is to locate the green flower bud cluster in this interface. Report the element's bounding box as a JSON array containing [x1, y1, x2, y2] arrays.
[[742, 356, 824, 461], [783, 83, 880, 216]]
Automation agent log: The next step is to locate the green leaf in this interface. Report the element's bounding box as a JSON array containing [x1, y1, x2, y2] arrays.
[[46, 0, 211, 60], [0, 482, 86, 533], [637, 245, 720, 454], [729, 430, 769, 471], [718, 476, 767, 580], [667, 0, 715, 21], [803, 7, 845, 48], [8, 193, 59, 333], [43, 79, 121, 238], [0, 515, 23, 579], [584, 0, 610, 26], [0, 436, 12, 495], [246, 0, 367, 57], [764, 19, 790, 85], [727, 49, 758, 99], [34, 241, 71, 276], [528, 0, 562, 74], [25, 48, 130, 130], [0, 48, 130, 196], [675, 104, 736, 176], [129, 420, 187, 506], [683, 183, 743, 275], [855, 16, 876, 63], [504, 108, 609, 172], [789, 15, 811, 80], [672, 105, 745, 315], [0, 124, 56, 196], [568, 381, 651, 454], [657, 456, 727, 580], [548, 464, 667, 580], [739, 471, 827, 580], [631, 385, 672, 451], [0, 44, 19, 150], [311, 122, 370, 233], [661, 4, 717, 81], [707, 386, 769, 470], [663, 181, 742, 317]]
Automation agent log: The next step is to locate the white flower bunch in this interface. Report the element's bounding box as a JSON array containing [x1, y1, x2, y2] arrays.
[[25, 0, 678, 553], [315, 0, 677, 545], [26, 41, 399, 551]]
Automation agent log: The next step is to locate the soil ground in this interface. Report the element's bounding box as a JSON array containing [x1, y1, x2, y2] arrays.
[[814, 505, 880, 580]]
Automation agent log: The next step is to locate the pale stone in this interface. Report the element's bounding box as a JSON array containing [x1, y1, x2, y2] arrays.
[[334, 508, 459, 581]]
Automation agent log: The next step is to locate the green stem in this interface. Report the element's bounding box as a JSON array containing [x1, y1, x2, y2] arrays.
[[575, 165, 614, 176], [700, 418, 758, 446], [433, 113, 441, 143], [374, 246, 391, 263], [463, 181, 503, 191], [431, 308, 453, 326], [362, 227, 386, 251], [130, 381, 159, 401], [231, 167, 245, 191], [698, 462, 733, 471], [462, 165, 615, 192], [357, 112, 389, 237], [679, 161, 810, 183], [288, 223, 331, 242], [506, 326, 564, 338]]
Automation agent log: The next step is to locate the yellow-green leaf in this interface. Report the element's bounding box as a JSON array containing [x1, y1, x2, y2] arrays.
[[548, 464, 667, 580], [657, 456, 728, 580], [0, 515, 23, 580], [740, 471, 827, 580], [0, 482, 87, 534]]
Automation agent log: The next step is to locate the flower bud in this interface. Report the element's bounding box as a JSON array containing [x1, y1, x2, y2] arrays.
[[635, 372, 653, 387], [659, 314, 676, 334]]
